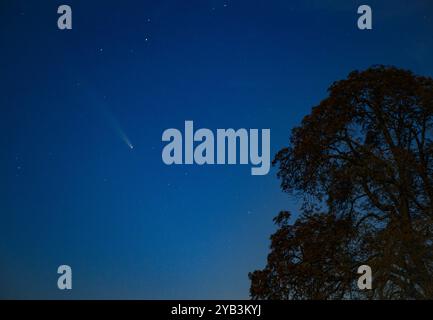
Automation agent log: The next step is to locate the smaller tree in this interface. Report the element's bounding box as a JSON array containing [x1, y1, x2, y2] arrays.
[[249, 211, 364, 299]]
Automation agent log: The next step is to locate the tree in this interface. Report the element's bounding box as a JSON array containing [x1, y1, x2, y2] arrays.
[[250, 66, 433, 299]]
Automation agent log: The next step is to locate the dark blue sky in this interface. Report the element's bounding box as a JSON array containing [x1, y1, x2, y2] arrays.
[[1, 0, 433, 299]]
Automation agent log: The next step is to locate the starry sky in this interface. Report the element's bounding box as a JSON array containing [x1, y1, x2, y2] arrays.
[[1, 0, 433, 299]]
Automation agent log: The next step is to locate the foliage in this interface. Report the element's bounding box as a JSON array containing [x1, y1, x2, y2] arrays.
[[250, 66, 433, 299]]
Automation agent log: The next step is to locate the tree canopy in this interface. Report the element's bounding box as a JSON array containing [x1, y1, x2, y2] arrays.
[[249, 66, 433, 299]]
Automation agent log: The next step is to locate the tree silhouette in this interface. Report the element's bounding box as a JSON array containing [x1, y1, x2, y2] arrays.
[[250, 66, 433, 299]]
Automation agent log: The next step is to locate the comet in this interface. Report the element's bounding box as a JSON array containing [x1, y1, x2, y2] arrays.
[[102, 106, 134, 150], [112, 117, 134, 150], [119, 129, 134, 149], [64, 70, 134, 150]]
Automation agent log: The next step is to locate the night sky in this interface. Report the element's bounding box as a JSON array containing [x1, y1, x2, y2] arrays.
[[1, 0, 433, 299]]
